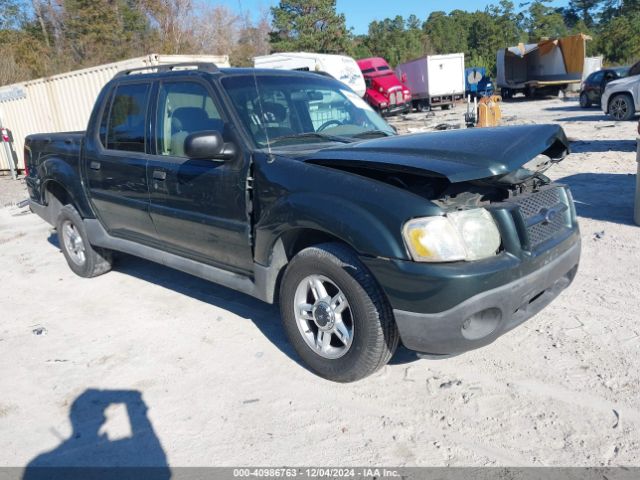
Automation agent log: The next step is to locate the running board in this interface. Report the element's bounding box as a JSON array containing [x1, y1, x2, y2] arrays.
[[84, 219, 281, 303]]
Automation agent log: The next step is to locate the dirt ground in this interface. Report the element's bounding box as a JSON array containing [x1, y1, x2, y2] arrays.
[[0, 97, 639, 468]]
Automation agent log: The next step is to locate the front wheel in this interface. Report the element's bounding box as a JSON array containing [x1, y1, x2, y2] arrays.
[[609, 94, 635, 121], [279, 243, 399, 382]]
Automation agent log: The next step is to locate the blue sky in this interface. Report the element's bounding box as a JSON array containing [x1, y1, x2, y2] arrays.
[[230, 0, 570, 34]]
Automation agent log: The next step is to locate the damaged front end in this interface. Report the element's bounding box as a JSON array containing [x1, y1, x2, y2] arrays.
[[304, 123, 569, 208], [301, 124, 581, 355], [305, 123, 575, 259]]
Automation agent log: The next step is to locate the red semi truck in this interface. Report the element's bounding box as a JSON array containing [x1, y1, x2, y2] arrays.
[[357, 57, 411, 116]]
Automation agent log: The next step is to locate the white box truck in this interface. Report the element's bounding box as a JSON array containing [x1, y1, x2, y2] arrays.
[[496, 34, 589, 99], [395, 53, 465, 111], [0, 53, 230, 173], [253, 52, 366, 97]]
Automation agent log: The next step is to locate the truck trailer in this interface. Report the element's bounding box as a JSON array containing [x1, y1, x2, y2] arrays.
[[496, 34, 590, 99], [253, 52, 366, 97], [396, 53, 465, 111]]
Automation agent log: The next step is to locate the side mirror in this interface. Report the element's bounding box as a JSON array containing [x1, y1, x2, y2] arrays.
[[184, 130, 236, 160]]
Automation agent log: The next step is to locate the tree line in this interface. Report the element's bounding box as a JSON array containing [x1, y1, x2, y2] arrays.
[[1, 0, 639, 86]]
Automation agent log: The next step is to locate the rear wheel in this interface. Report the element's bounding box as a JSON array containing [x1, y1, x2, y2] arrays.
[[279, 242, 399, 382], [609, 94, 635, 121], [579, 92, 591, 108], [57, 205, 112, 278]]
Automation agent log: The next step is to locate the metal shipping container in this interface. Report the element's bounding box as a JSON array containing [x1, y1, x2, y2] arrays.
[[0, 53, 230, 173]]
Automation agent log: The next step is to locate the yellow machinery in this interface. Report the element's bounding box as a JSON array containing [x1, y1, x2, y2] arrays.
[[476, 95, 502, 127], [464, 95, 502, 128]]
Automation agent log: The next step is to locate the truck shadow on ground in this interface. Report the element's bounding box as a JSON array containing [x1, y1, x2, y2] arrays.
[[22, 389, 170, 480], [556, 172, 637, 225], [569, 139, 637, 153], [46, 234, 419, 369]]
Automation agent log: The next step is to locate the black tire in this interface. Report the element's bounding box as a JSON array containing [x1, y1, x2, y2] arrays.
[[441, 104, 451, 110], [279, 242, 399, 382], [56, 205, 112, 278], [579, 92, 591, 108], [608, 94, 635, 121]]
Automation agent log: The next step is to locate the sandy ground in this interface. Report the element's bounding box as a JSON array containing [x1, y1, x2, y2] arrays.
[[0, 97, 639, 468]]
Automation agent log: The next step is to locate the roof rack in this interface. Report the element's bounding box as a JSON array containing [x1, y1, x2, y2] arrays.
[[114, 62, 220, 78]]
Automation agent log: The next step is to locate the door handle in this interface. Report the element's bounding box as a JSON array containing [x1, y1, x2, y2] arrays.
[[89, 161, 101, 170], [153, 170, 166, 181]]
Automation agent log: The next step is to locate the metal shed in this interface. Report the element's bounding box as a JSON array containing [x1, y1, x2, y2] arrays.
[[0, 54, 230, 173]]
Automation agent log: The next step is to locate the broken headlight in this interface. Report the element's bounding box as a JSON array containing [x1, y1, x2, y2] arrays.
[[403, 208, 501, 262]]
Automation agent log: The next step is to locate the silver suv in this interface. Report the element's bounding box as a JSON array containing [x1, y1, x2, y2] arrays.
[[602, 60, 640, 121]]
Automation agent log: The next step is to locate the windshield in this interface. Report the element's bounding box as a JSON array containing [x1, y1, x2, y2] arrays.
[[221, 73, 394, 148], [614, 67, 630, 78]]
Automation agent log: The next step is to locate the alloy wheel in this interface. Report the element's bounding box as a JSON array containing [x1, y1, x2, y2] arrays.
[[293, 274, 354, 359], [61, 220, 86, 265]]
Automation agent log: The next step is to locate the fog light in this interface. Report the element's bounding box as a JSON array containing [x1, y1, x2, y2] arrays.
[[460, 308, 502, 340]]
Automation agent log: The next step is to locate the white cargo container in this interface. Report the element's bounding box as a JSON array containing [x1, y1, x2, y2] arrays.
[[496, 34, 590, 99], [253, 52, 366, 97], [0, 53, 230, 173], [395, 53, 465, 111]]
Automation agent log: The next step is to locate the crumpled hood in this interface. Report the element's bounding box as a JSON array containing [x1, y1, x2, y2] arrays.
[[304, 124, 569, 183]]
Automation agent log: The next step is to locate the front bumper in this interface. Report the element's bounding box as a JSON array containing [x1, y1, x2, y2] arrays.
[[381, 102, 411, 116], [390, 239, 580, 355]]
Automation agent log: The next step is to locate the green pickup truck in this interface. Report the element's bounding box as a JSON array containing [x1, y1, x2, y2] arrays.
[[25, 63, 580, 382]]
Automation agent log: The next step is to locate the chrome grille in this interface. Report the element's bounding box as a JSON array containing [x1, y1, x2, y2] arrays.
[[389, 91, 398, 105], [512, 187, 571, 250]]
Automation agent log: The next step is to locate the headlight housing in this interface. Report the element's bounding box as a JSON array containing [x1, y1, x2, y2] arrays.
[[403, 208, 501, 262]]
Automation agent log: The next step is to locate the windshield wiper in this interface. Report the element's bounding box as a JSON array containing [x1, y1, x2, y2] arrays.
[[350, 130, 394, 139], [269, 132, 354, 146]]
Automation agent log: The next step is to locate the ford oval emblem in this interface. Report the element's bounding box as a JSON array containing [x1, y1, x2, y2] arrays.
[[541, 208, 557, 225]]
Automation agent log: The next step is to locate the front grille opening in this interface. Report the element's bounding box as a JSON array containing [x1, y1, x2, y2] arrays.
[[510, 186, 572, 251]]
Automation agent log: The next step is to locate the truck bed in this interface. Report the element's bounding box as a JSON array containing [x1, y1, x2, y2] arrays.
[[26, 131, 84, 169]]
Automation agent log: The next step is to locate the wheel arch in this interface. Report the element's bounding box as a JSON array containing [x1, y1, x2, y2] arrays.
[[257, 227, 362, 305], [36, 156, 95, 222], [37, 180, 75, 225], [608, 91, 636, 119]]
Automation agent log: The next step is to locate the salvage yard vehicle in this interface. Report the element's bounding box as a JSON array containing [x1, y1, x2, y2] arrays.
[[580, 67, 629, 108], [396, 54, 466, 111], [25, 63, 581, 382], [601, 60, 640, 120], [357, 57, 411, 116], [254, 52, 366, 97], [497, 34, 590, 99]]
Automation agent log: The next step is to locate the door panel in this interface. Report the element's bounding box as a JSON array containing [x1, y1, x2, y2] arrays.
[[85, 82, 156, 243], [148, 80, 253, 273]]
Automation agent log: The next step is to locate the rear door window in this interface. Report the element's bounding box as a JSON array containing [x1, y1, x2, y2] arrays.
[[105, 83, 151, 153]]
